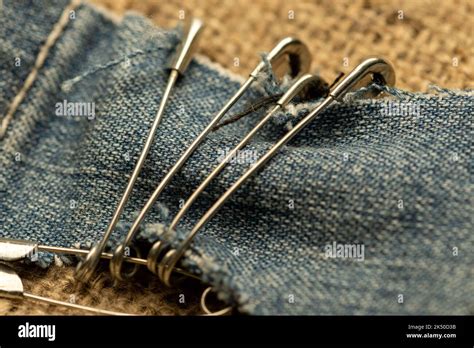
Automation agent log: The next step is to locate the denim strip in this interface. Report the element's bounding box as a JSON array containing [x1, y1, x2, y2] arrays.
[[0, 1, 472, 315]]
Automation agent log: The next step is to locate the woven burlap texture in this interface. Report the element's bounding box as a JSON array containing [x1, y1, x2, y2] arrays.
[[92, 0, 473, 90], [3, 0, 472, 315]]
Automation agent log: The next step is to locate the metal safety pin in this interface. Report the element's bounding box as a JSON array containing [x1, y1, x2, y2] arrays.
[[147, 73, 319, 282], [0, 237, 199, 281], [0, 264, 134, 315], [0, 237, 230, 315], [109, 37, 312, 280], [152, 57, 396, 286], [75, 18, 204, 283]]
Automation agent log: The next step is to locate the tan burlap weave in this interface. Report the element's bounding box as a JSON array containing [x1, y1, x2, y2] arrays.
[[93, 0, 473, 90]]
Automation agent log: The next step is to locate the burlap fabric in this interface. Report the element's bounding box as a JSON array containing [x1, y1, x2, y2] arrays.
[[92, 0, 473, 90]]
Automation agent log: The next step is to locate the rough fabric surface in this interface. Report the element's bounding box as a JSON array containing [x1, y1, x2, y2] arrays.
[[91, 0, 473, 91], [1, 0, 473, 315], [0, 262, 202, 315]]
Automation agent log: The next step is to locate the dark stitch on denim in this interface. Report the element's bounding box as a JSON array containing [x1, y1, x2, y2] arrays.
[[211, 94, 281, 131], [212, 74, 338, 131]]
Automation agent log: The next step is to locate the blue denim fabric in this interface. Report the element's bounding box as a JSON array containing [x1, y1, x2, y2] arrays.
[[1, 1, 473, 315]]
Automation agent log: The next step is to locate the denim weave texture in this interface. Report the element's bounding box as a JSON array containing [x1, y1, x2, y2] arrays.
[[0, 0, 473, 315]]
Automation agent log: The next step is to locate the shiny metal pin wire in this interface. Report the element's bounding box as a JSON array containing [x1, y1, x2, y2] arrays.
[[200, 287, 233, 316], [0, 237, 231, 315], [109, 37, 312, 281], [150, 57, 396, 286], [74, 18, 204, 283], [147, 73, 320, 283], [0, 237, 198, 281]]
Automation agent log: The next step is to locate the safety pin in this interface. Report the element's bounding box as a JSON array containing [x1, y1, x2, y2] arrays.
[[0, 264, 134, 315], [152, 57, 396, 286], [0, 237, 231, 315], [147, 73, 319, 282], [109, 38, 312, 280], [0, 237, 199, 281], [75, 18, 204, 283]]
